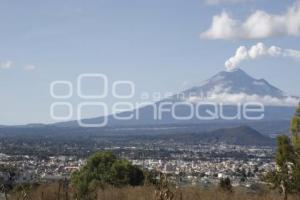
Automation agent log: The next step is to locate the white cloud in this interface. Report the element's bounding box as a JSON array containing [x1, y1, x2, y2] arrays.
[[225, 42, 300, 71], [0, 61, 13, 69], [201, 0, 300, 39], [187, 92, 299, 106], [285, 49, 300, 59], [0, 61, 37, 71], [24, 64, 36, 71], [205, 0, 252, 5]]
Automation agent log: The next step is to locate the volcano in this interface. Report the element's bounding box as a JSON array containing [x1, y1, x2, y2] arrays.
[[55, 69, 298, 134], [174, 69, 298, 106]]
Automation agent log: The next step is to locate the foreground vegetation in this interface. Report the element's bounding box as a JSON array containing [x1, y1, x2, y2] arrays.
[[7, 183, 300, 200]]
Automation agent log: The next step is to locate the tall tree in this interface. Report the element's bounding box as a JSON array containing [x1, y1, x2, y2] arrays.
[[265, 103, 300, 199], [291, 103, 300, 153], [265, 136, 295, 200], [290, 103, 300, 193]]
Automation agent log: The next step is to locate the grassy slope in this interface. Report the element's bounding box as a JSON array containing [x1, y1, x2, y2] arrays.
[[9, 183, 298, 200]]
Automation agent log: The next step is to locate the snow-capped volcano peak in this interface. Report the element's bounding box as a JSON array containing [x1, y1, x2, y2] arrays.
[[179, 69, 298, 106], [200, 69, 284, 97]]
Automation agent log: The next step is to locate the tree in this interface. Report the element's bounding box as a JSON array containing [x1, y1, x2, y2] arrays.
[[265, 136, 295, 200], [264, 103, 300, 200], [290, 103, 300, 193], [0, 164, 16, 200], [144, 169, 160, 186], [71, 151, 144, 199], [219, 177, 232, 192], [291, 103, 300, 153], [154, 173, 174, 200]]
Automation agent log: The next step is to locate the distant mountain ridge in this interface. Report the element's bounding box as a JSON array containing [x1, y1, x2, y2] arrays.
[[200, 126, 275, 146], [167, 125, 275, 146], [0, 125, 275, 146]]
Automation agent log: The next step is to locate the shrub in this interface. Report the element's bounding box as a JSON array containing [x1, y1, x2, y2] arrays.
[[71, 151, 144, 199]]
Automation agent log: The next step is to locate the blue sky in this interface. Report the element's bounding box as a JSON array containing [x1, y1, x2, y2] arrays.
[[0, 0, 299, 125]]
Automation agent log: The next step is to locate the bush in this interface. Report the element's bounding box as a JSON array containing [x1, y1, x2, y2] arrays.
[[71, 151, 144, 199]]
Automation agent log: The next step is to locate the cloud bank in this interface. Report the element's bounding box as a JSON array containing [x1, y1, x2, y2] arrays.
[[188, 93, 299, 106], [225, 42, 300, 71], [201, 0, 300, 39]]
